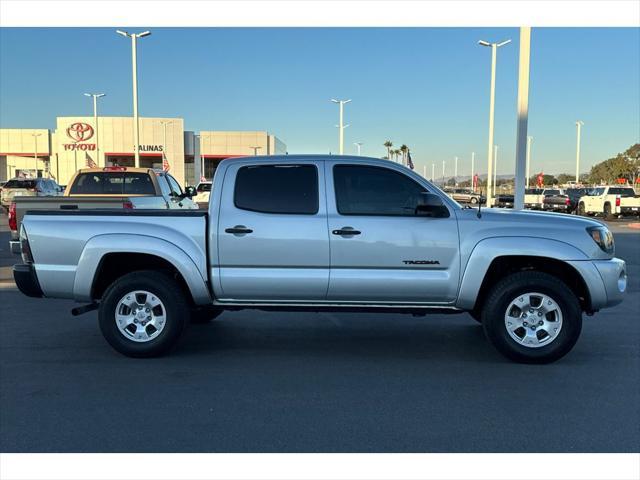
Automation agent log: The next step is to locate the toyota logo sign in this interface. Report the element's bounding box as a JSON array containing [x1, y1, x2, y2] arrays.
[[66, 122, 94, 143]]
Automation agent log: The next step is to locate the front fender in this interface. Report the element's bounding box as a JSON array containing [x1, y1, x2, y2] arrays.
[[456, 236, 589, 310], [73, 234, 211, 305]]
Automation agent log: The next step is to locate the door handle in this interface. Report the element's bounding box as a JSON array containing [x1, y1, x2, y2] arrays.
[[225, 226, 253, 235], [332, 227, 361, 236]]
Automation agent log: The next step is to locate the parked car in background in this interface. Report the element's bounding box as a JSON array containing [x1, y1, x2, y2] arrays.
[[577, 186, 640, 219], [493, 193, 514, 208], [543, 192, 571, 212], [193, 181, 212, 207], [447, 188, 485, 205], [1, 177, 62, 211], [565, 188, 589, 213], [13, 155, 627, 364], [524, 188, 543, 209], [8, 167, 198, 254]]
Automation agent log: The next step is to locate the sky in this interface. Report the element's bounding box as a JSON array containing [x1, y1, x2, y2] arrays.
[[0, 27, 638, 176]]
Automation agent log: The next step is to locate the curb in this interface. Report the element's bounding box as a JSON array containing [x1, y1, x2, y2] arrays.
[[628, 223, 640, 230]]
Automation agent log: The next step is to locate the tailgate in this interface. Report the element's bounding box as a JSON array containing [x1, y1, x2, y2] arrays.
[[14, 196, 131, 234]]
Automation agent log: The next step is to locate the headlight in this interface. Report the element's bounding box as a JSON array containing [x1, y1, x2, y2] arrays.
[[586, 226, 614, 255]]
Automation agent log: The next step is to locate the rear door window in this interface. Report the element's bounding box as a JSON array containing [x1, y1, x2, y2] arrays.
[[234, 164, 319, 214]]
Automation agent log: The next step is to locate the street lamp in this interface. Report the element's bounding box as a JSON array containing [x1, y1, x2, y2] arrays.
[[575, 121, 584, 183], [116, 29, 151, 167], [330, 98, 351, 155], [432, 163, 435, 182], [160, 120, 172, 169], [471, 152, 475, 188], [478, 38, 511, 205], [526, 136, 533, 188], [84, 93, 105, 166], [442, 159, 446, 186], [493, 145, 499, 198], [31, 132, 42, 177], [249, 146, 262, 156], [454, 156, 458, 185], [354, 142, 363, 156]]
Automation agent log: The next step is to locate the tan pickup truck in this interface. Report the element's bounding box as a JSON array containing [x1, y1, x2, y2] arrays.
[[8, 167, 197, 253]]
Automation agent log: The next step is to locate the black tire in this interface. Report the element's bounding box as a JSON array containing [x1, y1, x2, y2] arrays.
[[603, 203, 612, 220], [470, 197, 478, 205], [481, 271, 582, 364], [98, 270, 190, 358], [191, 306, 224, 324], [577, 202, 586, 216]]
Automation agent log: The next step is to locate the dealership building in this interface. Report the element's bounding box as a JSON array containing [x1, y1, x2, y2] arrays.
[[0, 116, 287, 186]]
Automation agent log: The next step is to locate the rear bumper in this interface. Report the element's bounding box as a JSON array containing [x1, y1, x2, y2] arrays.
[[13, 264, 44, 298], [620, 206, 640, 215]]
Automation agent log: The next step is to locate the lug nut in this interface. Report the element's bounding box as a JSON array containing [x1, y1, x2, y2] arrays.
[[529, 309, 534, 313], [146, 308, 150, 313], [538, 312, 543, 317], [530, 326, 536, 330], [523, 321, 528, 326], [538, 321, 543, 326]]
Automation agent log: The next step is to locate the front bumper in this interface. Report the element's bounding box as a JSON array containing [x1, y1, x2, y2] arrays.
[[568, 258, 626, 311], [13, 264, 44, 298]]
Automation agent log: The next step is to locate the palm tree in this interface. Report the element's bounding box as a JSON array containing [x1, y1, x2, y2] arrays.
[[384, 140, 393, 160], [400, 144, 408, 165], [394, 149, 401, 162]]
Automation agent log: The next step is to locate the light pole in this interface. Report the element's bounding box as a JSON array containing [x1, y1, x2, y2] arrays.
[[354, 142, 363, 156], [442, 160, 446, 186], [249, 146, 262, 156], [330, 98, 351, 154], [514, 27, 532, 211], [575, 121, 584, 183], [431, 163, 435, 182], [478, 38, 511, 205], [84, 93, 105, 166], [160, 120, 172, 169], [454, 156, 458, 185], [493, 145, 499, 198], [116, 30, 151, 167], [471, 152, 475, 188], [526, 136, 533, 188], [31, 132, 42, 177]]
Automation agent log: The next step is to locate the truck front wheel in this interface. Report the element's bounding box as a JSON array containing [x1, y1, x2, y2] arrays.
[[98, 270, 189, 357], [481, 271, 582, 364]]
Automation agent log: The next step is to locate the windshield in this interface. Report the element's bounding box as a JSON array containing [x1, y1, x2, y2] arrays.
[[543, 189, 561, 196]]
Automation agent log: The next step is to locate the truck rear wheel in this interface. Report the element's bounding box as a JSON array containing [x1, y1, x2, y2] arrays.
[[603, 203, 613, 220], [481, 271, 582, 364], [98, 270, 189, 357], [577, 202, 586, 216]]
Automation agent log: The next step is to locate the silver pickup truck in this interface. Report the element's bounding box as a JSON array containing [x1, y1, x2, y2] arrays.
[[13, 155, 627, 363]]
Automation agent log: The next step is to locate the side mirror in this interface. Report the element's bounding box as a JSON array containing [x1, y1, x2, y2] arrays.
[[184, 186, 197, 198], [415, 192, 450, 218]]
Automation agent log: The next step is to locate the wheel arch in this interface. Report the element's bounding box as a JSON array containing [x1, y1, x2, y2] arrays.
[[457, 237, 592, 313], [73, 234, 211, 305]]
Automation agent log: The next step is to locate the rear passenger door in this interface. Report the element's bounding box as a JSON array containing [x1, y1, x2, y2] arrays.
[[216, 161, 329, 301]]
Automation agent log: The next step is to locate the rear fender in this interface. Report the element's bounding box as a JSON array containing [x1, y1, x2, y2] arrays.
[[73, 234, 211, 305]]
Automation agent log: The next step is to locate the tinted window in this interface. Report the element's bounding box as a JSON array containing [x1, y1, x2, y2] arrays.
[[234, 164, 318, 214], [197, 183, 212, 192], [333, 165, 427, 216], [70, 172, 155, 195], [4, 179, 37, 189], [124, 173, 155, 195], [544, 190, 561, 196], [609, 187, 635, 197]]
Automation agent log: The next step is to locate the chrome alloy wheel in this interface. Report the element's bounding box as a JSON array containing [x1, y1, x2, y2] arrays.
[[504, 292, 563, 348], [115, 290, 167, 343]]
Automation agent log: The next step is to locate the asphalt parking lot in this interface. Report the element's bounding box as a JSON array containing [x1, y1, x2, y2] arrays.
[[0, 215, 638, 453]]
